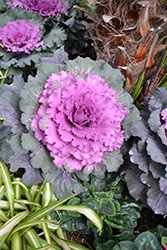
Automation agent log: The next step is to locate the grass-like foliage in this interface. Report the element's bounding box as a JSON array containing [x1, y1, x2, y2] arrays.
[[0, 161, 103, 249]]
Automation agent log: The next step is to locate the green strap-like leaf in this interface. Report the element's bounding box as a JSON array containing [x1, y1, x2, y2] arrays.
[[0, 162, 14, 217], [22, 194, 77, 224], [55, 205, 103, 234], [0, 200, 28, 210], [11, 231, 22, 250], [0, 210, 30, 247], [0, 185, 5, 199], [0, 208, 9, 222], [23, 228, 43, 248], [12, 180, 32, 201], [50, 232, 71, 250], [42, 183, 53, 207], [13, 178, 21, 200]]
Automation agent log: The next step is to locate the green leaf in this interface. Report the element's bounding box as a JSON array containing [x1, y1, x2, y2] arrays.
[[0, 185, 5, 199], [161, 236, 167, 248], [0, 162, 14, 217], [0, 200, 28, 210], [10, 219, 56, 236], [55, 205, 103, 234], [67, 197, 81, 217], [63, 239, 90, 250], [23, 228, 43, 248], [11, 231, 22, 250], [115, 231, 135, 242], [135, 231, 162, 250], [12, 180, 32, 201], [42, 183, 53, 207], [98, 198, 116, 216], [113, 241, 139, 250], [22, 194, 77, 224], [0, 209, 9, 222], [131, 73, 144, 101], [0, 210, 30, 247], [42, 25, 67, 50]]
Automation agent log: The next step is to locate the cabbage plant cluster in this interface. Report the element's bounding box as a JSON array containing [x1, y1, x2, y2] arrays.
[[0, 8, 66, 75], [0, 54, 140, 198], [8, 0, 67, 19], [123, 87, 167, 215]]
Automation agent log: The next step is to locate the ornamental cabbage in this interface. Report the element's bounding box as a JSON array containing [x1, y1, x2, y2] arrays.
[[0, 56, 140, 198], [31, 71, 127, 171], [0, 8, 67, 75], [8, 0, 67, 19], [0, 19, 44, 54], [123, 87, 167, 215]]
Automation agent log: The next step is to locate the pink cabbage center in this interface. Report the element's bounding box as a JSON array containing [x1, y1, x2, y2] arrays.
[[0, 20, 44, 53]]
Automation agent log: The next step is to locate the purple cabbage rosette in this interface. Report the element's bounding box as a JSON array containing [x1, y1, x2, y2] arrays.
[[0, 56, 140, 198], [0, 8, 67, 75], [7, 0, 67, 19], [123, 87, 167, 215]]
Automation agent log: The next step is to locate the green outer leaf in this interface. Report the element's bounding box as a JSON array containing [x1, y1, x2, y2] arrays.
[[0, 210, 30, 247], [11, 231, 22, 250], [55, 205, 103, 234], [0, 162, 14, 217]]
